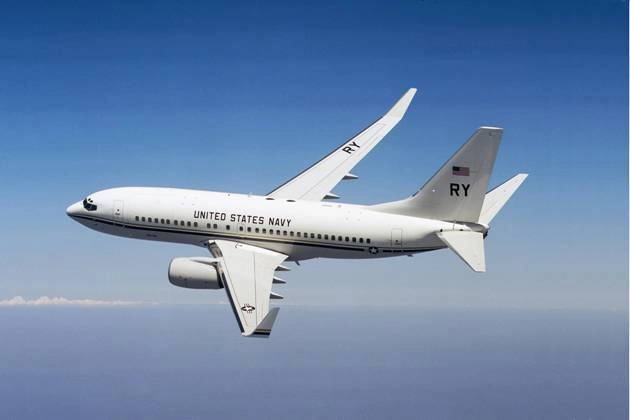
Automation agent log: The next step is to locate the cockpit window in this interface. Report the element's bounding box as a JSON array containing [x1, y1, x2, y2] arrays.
[[82, 198, 97, 211]]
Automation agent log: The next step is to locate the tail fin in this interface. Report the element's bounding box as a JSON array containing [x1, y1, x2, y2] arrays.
[[371, 127, 502, 223], [478, 174, 528, 225]]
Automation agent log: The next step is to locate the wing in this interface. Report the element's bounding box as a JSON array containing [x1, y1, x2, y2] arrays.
[[267, 88, 417, 201], [208, 240, 288, 337]]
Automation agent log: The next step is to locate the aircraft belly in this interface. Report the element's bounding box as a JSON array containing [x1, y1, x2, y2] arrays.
[[235, 239, 369, 261]]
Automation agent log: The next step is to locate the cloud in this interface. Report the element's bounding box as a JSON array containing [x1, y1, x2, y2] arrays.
[[0, 296, 156, 307]]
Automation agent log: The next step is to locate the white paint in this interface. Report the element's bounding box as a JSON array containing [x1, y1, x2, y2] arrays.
[[65, 89, 527, 336]]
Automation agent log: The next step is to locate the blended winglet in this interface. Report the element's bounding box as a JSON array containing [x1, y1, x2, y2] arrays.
[[387, 88, 417, 119]]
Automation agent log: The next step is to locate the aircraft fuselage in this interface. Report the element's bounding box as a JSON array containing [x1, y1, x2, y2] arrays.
[[66, 187, 460, 261]]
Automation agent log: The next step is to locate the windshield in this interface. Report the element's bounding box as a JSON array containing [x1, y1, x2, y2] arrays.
[[82, 198, 97, 211]]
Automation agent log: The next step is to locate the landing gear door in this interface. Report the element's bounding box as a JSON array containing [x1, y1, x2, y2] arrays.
[[391, 228, 402, 247]]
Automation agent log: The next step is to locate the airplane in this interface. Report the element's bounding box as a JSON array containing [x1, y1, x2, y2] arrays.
[[66, 88, 528, 337]]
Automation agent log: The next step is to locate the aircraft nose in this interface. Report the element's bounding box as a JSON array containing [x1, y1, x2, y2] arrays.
[[66, 201, 82, 217]]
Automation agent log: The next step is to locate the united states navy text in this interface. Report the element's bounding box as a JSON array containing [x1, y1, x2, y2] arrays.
[[193, 211, 291, 227]]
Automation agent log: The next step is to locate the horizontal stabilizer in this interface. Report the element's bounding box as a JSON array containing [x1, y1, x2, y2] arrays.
[[478, 174, 528, 225], [248, 307, 280, 338], [437, 231, 486, 272]]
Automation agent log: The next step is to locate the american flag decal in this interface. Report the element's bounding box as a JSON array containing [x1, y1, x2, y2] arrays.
[[452, 166, 470, 176]]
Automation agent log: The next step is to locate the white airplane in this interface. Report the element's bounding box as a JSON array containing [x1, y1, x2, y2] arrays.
[[66, 89, 527, 337]]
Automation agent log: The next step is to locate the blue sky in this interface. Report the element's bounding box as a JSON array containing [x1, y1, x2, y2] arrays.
[[0, 0, 627, 311], [0, 2, 627, 419]]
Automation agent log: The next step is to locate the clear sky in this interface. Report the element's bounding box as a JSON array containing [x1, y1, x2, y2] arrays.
[[0, 0, 627, 310]]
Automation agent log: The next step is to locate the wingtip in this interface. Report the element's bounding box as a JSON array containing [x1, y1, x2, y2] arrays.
[[242, 307, 281, 338], [386, 88, 418, 119]]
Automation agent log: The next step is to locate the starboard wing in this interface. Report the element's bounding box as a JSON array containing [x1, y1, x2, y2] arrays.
[[267, 88, 417, 201]]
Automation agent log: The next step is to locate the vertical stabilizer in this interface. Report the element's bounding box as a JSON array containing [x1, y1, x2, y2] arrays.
[[371, 127, 502, 223]]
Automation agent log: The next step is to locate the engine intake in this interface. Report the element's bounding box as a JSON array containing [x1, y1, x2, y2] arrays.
[[168, 257, 222, 289]]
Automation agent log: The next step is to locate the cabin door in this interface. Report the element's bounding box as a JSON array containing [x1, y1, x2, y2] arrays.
[[391, 228, 403, 247], [113, 200, 124, 224]]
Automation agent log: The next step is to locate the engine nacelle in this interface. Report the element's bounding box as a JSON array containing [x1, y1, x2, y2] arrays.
[[168, 257, 222, 289]]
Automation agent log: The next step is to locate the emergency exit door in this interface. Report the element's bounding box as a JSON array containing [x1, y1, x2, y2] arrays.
[[391, 228, 402, 247]]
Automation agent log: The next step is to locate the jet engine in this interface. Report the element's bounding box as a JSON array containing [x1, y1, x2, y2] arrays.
[[168, 257, 223, 289]]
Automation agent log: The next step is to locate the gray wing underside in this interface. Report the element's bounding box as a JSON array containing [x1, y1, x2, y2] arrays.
[[208, 240, 287, 337]]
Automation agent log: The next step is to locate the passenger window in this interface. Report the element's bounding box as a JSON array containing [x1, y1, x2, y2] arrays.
[[345, 237, 349, 242], [331, 235, 335, 240], [239, 226, 244, 231], [255, 228, 259, 233], [166, 219, 170, 224], [367, 238, 371, 244], [161, 219, 164, 224], [142, 217, 146, 222], [247, 227, 252, 232], [283, 231, 287, 236], [226, 225, 230, 230], [310, 233, 315, 239], [269, 230, 273, 235], [317, 234, 322, 239], [290, 231, 294, 236], [187, 221, 191, 227], [135, 216, 139, 221], [193, 222, 197, 227], [297, 232, 301, 237], [174, 220, 178, 226], [276, 230, 281, 235], [148, 217, 152, 222], [359, 238, 363, 243], [213, 224, 218, 229], [352, 237, 356, 242], [207, 223, 211, 228], [262, 228, 267, 234], [181, 221, 185, 226], [324, 235, 328, 240]]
